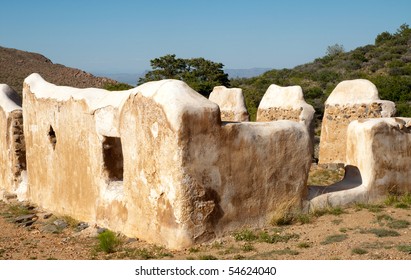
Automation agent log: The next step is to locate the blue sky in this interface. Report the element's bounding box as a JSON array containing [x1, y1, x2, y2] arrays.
[[1, 0, 411, 74]]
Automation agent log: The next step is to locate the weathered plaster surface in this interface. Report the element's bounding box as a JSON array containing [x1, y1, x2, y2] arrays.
[[319, 79, 395, 164], [309, 118, 411, 209], [22, 75, 312, 249], [256, 84, 315, 143], [209, 86, 249, 122], [0, 84, 26, 200]]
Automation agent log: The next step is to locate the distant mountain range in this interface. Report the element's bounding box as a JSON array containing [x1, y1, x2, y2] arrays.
[[95, 68, 272, 86]]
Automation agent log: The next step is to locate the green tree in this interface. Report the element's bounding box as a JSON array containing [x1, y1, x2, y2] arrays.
[[138, 54, 230, 96], [326, 44, 345, 56]]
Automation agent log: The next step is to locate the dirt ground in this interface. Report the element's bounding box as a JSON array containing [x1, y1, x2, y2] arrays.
[[1, 166, 411, 260]]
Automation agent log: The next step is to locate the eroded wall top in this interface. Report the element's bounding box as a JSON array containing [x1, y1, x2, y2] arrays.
[[0, 84, 22, 115], [209, 86, 249, 122], [319, 79, 396, 164]]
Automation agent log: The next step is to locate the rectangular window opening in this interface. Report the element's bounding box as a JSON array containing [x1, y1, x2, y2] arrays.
[[102, 137, 124, 181]]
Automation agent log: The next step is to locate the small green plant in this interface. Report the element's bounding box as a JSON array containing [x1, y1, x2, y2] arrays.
[[233, 254, 245, 260], [339, 227, 348, 233], [354, 203, 385, 213], [97, 230, 121, 253], [218, 246, 239, 255], [352, 247, 368, 255], [242, 243, 255, 252], [397, 245, 411, 253], [60, 215, 80, 229], [384, 193, 411, 208], [321, 234, 348, 245], [366, 228, 400, 237], [257, 231, 299, 244], [211, 241, 223, 249], [233, 229, 258, 242], [296, 214, 311, 224], [332, 219, 343, 225], [297, 242, 310, 248], [311, 206, 346, 217], [271, 248, 299, 256], [134, 248, 155, 260], [386, 219, 410, 229], [188, 247, 200, 253], [198, 254, 218, 260]]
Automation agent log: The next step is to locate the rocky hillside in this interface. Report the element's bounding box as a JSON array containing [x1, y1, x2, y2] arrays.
[[0, 46, 118, 95], [232, 24, 411, 120]]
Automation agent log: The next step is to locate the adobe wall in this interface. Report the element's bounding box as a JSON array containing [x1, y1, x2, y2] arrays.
[[0, 84, 26, 200], [23, 73, 130, 224], [256, 84, 315, 142], [208, 86, 249, 121], [309, 118, 411, 208], [318, 79, 395, 164], [23, 75, 312, 249]]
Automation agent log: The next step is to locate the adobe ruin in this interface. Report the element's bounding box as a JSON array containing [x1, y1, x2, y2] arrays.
[[309, 117, 411, 209], [0, 84, 26, 201], [1, 75, 411, 249], [318, 79, 395, 164], [256, 84, 315, 140], [208, 86, 249, 122], [18, 74, 312, 249]]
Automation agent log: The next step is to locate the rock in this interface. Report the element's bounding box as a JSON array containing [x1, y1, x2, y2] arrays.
[[43, 213, 53, 219], [97, 227, 107, 234], [126, 238, 138, 243], [4, 193, 17, 200], [53, 219, 68, 229], [41, 224, 60, 234], [76, 222, 89, 231], [14, 214, 37, 224]]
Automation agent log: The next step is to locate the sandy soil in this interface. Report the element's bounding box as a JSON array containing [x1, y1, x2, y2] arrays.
[[1, 198, 411, 260]]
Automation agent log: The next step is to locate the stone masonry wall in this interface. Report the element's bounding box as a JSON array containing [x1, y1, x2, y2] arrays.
[[318, 79, 395, 164], [256, 107, 303, 122], [0, 85, 26, 200]]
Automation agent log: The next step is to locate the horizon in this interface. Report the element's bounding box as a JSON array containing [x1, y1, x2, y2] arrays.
[[1, 0, 411, 75]]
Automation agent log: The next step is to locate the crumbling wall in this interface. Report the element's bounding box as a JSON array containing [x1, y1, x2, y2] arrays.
[[256, 84, 315, 142], [309, 118, 411, 209], [319, 79, 395, 164], [0, 84, 26, 200], [209, 86, 249, 121], [23, 75, 312, 250], [119, 80, 312, 248], [23, 73, 130, 224]]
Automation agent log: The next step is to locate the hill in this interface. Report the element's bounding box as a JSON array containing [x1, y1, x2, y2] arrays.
[[0, 46, 118, 95], [232, 24, 411, 121]]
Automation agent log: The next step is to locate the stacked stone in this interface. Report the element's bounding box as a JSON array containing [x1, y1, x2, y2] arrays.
[[0, 84, 26, 200], [256, 84, 315, 148], [10, 110, 26, 178], [319, 79, 396, 164]]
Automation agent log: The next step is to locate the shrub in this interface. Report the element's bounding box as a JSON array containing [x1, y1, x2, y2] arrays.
[[320, 234, 348, 245], [97, 230, 121, 253], [352, 248, 368, 255]]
